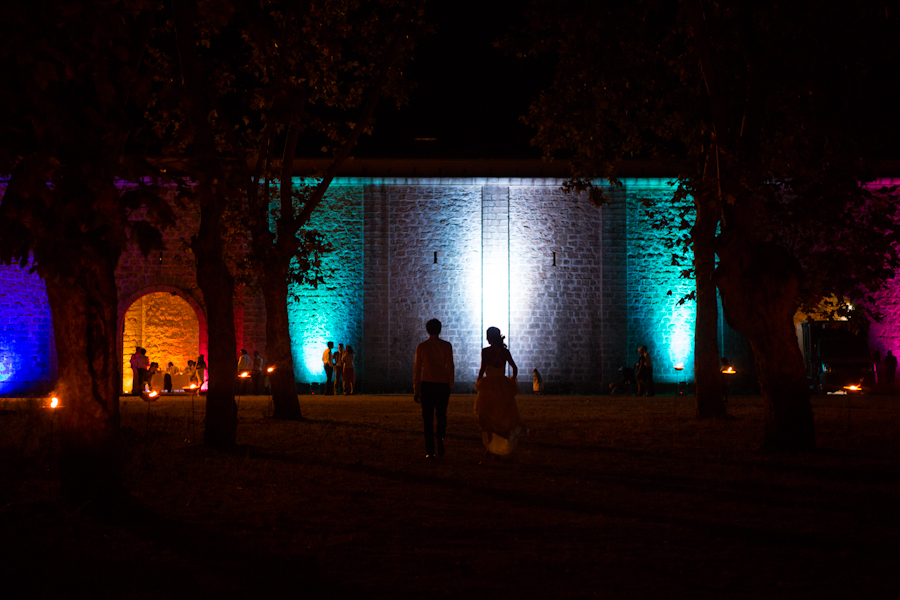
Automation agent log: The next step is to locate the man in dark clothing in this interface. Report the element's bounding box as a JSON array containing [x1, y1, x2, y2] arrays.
[[413, 319, 455, 459]]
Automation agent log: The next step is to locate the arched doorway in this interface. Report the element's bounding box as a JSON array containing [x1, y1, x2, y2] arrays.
[[119, 289, 206, 393]]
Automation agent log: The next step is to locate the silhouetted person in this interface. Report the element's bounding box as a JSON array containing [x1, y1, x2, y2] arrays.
[[634, 346, 654, 397], [129, 346, 141, 394], [475, 327, 526, 458], [413, 319, 455, 459], [252, 350, 263, 394], [532, 368, 543, 394], [164, 361, 177, 392], [186, 360, 198, 386], [323, 341, 335, 395], [343, 345, 356, 395], [334, 343, 344, 395], [609, 366, 637, 396], [137, 348, 149, 392], [146, 361, 159, 391], [196, 354, 207, 385], [237, 349, 252, 394], [885, 351, 897, 389]]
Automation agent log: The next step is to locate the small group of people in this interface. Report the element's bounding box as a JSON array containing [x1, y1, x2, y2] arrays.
[[322, 342, 356, 395], [608, 345, 655, 396], [237, 349, 269, 395], [413, 319, 526, 460], [129, 346, 206, 394]]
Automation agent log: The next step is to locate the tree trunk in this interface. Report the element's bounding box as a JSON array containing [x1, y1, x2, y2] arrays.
[[693, 194, 726, 418], [43, 253, 123, 507], [193, 200, 238, 449], [715, 232, 815, 451], [259, 267, 303, 420]]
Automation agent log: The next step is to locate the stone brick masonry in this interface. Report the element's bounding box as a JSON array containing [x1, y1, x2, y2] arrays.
[[0, 176, 759, 394]]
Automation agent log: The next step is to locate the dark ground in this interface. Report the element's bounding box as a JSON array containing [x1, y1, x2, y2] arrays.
[[2, 392, 898, 599]]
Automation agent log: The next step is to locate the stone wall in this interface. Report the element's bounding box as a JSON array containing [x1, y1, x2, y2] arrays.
[[0, 262, 55, 394], [383, 184, 482, 391], [0, 176, 762, 395], [509, 184, 606, 393], [287, 185, 365, 383], [121, 292, 200, 392], [625, 180, 696, 383]]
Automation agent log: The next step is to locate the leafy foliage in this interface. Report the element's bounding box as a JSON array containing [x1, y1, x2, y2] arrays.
[[517, 0, 900, 318], [0, 0, 173, 273]]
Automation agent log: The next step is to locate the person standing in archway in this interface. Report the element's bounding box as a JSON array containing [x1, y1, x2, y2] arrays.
[[197, 354, 207, 386], [129, 346, 141, 394], [137, 348, 150, 392]]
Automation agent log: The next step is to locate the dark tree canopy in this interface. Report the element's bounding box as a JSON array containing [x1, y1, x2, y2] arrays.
[[519, 0, 900, 448], [521, 0, 900, 310], [0, 0, 171, 505]]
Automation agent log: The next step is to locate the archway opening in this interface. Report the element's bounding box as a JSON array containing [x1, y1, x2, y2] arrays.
[[122, 292, 200, 392]]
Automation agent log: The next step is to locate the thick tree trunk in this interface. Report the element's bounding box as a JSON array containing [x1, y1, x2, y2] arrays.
[[715, 233, 815, 451], [693, 195, 726, 418], [259, 268, 303, 420], [43, 254, 123, 507], [193, 201, 238, 449]]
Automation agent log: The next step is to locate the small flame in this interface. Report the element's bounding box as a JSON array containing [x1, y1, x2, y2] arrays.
[[50, 397, 59, 408], [843, 384, 860, 391], [673, 364, 685, 371], [239, 371, 250, 378], [267, 366, 274, 373], [189, 384, 197, 390], [148, 391, 158, 398], [722, 367, 736, 374]]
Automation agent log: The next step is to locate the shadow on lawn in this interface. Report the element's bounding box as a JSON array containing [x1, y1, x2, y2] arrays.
[[236, 444, 890, 557], [301, 417, 900, 485], [0, 495, 348, 598]]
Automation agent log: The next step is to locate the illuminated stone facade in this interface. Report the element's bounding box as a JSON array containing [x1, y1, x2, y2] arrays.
[[121, 292, 200, 392], [0, 171, 757, 395]]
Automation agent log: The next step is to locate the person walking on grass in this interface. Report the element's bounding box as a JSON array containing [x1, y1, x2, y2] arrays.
[[413, 319, 455, 459], [475, 327, 526, 458]]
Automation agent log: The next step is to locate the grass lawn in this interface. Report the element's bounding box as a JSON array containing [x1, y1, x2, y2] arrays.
[[1, 392, 898, 599]]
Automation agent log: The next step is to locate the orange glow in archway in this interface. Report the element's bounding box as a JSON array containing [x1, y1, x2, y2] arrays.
[[122, 292, 200, 392]]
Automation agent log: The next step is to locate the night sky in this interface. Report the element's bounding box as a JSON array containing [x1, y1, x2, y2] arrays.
[[353, 0, 552, 160]]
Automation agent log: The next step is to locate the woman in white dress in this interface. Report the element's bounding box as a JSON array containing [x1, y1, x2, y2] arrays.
[[474, 327, 526, 456]]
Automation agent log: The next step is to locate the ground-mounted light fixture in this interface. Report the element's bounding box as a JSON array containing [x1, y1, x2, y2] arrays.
[[673, 364, 685, 395], [46, 395, 61, 502]]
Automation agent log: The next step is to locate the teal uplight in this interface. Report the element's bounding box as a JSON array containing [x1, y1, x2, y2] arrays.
[[623, 179, 696, 383], [284, 182, 364, 384]]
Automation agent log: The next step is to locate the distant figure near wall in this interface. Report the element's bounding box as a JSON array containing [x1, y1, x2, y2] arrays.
[[323, 342, 335, 395], [343, 345, 356, 395], [634, 346, 654, 397], [334, 343, 345, 396], [532, 368, 543, 395], [885, 350, 897, 390], [129, 346, 141, 394]]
